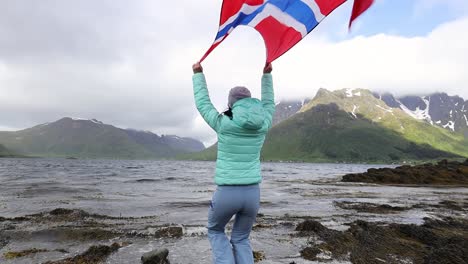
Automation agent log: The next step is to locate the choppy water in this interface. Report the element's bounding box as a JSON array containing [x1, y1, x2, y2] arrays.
[[1, 158, 467, 263]]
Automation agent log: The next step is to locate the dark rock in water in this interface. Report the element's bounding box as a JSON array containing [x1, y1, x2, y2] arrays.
[[3, 248, 49, 259], [153, 226, 183, 238], [32, 227, 121, 241], [253, 251, 265, 262], [50, 208, 89, 216], [296, 217, 468, 263], [334, 201, 409, 214], [0, 235, 9, 250], [136, 179, 159, 183], [437, 200, 465, 211], [44, 242, 121, 264], [295, 220, 327, 233], [342, 159, 468, 185], [47, 208, 91, 222], [141, 248, 170, 264], [300, 247, 321, 261]]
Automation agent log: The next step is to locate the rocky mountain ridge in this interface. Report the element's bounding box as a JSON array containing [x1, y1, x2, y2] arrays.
[[0, 117, 204, 159], [274, 90, 468, 137]]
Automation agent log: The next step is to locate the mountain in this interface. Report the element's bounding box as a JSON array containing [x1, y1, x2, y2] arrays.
[[187, 88, 467, 163], [299, 88, 468, 158], [272, 91, 468, 138], [0, 144, 18, 157], [373, 92, 468, 137], [0, 117, 204, 159], [273, 99, 310, 125]]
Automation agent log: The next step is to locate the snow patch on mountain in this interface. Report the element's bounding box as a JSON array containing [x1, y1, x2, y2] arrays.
[[443, 121, 455, 131], [375, 104, 393, 113], [398, 97, 433, 124], [351, 105, 358, 118], [346, 88, 361, 98], [71, 118, 103, 124]]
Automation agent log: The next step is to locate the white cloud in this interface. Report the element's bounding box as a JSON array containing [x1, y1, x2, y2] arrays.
[[270, 16, 468, 100], [415, 0, 468, 15]]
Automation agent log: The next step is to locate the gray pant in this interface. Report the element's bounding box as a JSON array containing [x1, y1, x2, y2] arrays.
[[207, 184, 260, 264]]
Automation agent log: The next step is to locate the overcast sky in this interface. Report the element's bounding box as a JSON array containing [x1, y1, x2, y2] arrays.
[[1, 0, 468, 145]]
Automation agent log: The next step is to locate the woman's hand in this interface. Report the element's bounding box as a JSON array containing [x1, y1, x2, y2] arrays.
[[263, 62, 273, 74], [193, 62, 203, 74]]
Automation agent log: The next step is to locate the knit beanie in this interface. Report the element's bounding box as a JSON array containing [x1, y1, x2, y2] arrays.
[[228, 86, 251, 108]]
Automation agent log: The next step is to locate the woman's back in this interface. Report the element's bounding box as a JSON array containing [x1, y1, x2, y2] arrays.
[[192, 70, 275, 185]]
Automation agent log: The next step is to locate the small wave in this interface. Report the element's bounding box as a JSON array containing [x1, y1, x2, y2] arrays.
[[125, 166, 144, 169], [135, 179, 160, 183], [165, 200, 210, 208]]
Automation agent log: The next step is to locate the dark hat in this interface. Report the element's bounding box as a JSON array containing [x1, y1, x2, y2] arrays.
[[228, 86, 251, 108]]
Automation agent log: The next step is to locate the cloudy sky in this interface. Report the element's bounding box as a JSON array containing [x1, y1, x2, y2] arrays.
[[1, 0, 467, 145]]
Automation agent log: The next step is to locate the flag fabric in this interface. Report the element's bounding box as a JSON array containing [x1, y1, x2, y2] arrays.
[[200, 0, 374, 63]]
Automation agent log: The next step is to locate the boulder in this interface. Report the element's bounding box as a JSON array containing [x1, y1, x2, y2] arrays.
[[141, 248, 170, 264]]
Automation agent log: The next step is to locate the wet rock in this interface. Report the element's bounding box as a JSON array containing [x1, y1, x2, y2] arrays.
[[295, 220, 327, 233], [44, 242, 121, 264], [253, 251, 265, 262], [252, 223, 274, 230], [295, 220, 342, 242], [296, 217, 468, 263], [300, 247, 321, 261], [3, 248, 49, 259], [32, 227, 121, 241], [342, 159, 468, 185], [50, 208, 88, 216], [141, 248, 170, 264], [153, 226, 183, 238], [438, 200, 465, 211], [0, 235, 8, 249], [334, 201, 409, 214]]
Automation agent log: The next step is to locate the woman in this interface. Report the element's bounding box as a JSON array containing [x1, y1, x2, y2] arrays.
[[192, 61, 275, 264]]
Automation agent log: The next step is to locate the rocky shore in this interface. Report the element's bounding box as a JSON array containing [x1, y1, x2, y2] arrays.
[[297, 217, 468, 263], [342, 159, 468, 186], [2, 200, 468, 263]]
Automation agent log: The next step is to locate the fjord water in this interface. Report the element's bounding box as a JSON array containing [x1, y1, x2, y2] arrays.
[[1, 159, 467, 263]]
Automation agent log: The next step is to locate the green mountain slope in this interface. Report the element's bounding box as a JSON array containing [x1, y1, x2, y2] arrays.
[[262, 104, 460, 162], [0, 118, 204, 159], [0, 144, 17, 157], [301, 88, 468, 158]]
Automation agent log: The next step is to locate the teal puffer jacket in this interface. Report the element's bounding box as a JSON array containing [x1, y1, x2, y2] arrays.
[[192, 73, 275, 185]]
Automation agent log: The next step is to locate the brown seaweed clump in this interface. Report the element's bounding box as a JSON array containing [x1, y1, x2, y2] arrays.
[[342, 159, 468, 186], [334, 201, 409, 214], [297, 217, 468, 263], [44, 243, 121, 264], [4, 248, 49, 260]]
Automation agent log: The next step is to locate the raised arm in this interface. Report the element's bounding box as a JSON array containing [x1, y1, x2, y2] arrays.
[[261, 63, 275, 129], [192, 62, 221, 131]]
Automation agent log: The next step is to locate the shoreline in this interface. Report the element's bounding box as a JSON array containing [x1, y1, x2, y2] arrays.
[[2, 195, 467, 263]]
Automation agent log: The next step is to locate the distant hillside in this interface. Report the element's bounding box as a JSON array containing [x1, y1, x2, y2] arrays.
[[0, 118, 205, 159], [186, 88, 467, 163], [0, 144, 18, 157]]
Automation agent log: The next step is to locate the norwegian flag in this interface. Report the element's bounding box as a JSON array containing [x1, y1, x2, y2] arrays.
[[200, 0, 374, 63]]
